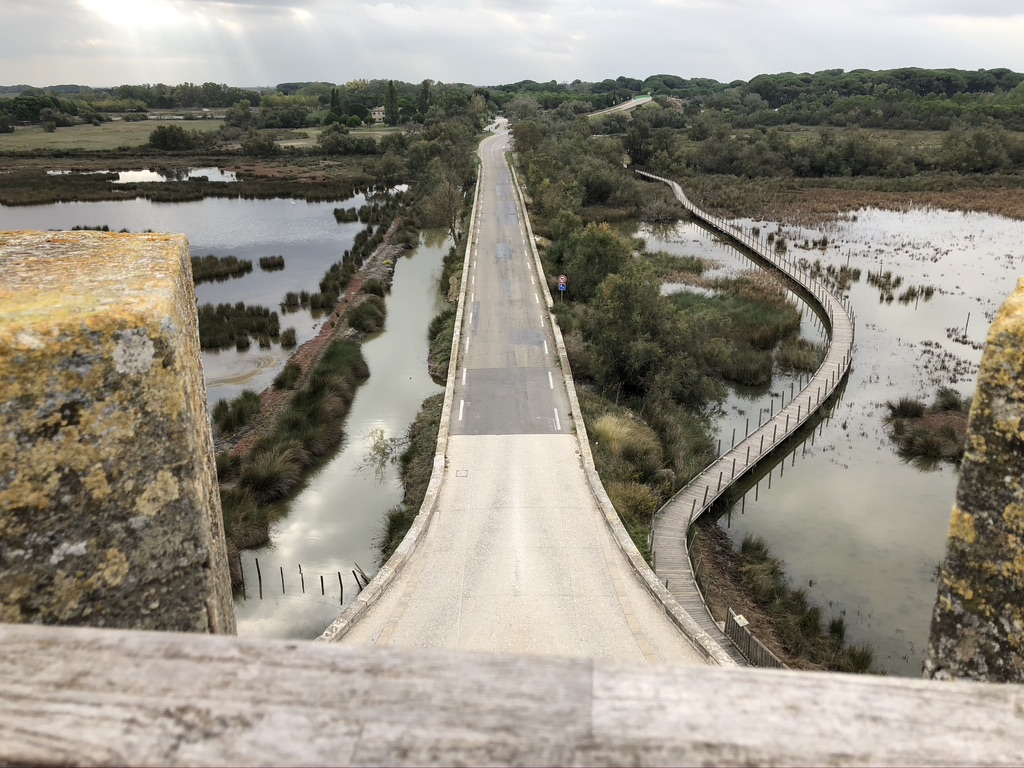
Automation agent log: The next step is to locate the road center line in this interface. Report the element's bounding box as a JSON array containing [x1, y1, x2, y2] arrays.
[[534, 293, 539, 304], [462, 368, 467, 386], [548, 371, 554, 390], [459, 400, 464, 421], [543, 340, 548, 355], [553, 408, 561, 431], [471, 292, 474, 303], [469, 311, 473, 325]]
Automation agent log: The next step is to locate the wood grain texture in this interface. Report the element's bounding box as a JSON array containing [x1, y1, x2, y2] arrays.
[[3, 623, 1024, 766]]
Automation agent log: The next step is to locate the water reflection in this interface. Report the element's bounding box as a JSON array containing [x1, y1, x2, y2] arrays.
[[643, 208, 1024, 676], [233, 233, 448, 639], [0, 194, 374, 407]]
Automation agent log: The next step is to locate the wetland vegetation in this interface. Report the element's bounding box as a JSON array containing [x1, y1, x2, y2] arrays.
[[6, 66, 1023, 654]]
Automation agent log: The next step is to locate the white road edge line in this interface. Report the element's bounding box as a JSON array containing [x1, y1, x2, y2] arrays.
[[553, 408, 561, 431], [459, 400, 465, 421], [534, 293, 539, 304]]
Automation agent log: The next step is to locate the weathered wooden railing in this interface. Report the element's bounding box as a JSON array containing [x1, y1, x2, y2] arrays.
[[636, 170, 857, 665], [726, 607, 787, 669]]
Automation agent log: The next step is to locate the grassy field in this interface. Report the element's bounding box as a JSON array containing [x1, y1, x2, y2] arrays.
[[0, 119, 224, 152]]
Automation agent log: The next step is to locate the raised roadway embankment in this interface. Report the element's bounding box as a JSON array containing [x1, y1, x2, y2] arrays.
[[321, 124, 730, 666], [638, 170, 857, 665]]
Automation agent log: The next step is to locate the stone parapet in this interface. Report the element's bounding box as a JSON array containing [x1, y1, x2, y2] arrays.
[[926, 276, 1024, 681], [0, 231, 234, 633]]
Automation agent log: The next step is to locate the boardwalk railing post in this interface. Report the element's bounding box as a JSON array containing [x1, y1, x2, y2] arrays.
[[338, 572, 344, 605], [256, 557, 263, 600]]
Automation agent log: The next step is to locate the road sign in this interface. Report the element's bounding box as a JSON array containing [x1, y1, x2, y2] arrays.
[[558, 274, 567, 285], [558, 283, 566, 292]]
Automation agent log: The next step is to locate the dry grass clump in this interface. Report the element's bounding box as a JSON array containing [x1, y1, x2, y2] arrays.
[[883, 386, 970, 469]]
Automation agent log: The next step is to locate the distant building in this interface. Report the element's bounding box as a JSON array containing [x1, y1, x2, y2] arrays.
[[370, 105, 385, 124]]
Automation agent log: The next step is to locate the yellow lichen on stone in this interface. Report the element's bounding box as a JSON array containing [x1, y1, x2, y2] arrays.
[[1005, 503, 1024, 535], [83, 464, 111, 501], [1, 231, 235, 633], [137, 469, 181, 517], [86, 548, 130, 589], [945, 576, 975, 603], [949, 504, 978, 545]]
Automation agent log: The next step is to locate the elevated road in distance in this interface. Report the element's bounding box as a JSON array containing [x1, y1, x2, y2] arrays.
[[338, 122, 708, 665]]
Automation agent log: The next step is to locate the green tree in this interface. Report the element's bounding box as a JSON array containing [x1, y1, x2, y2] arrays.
[[419, 160, 465, 242], [385, 80, 399, 126], [562, 222, 631, 302], [418, 79, 432, 115], [584, 260, 727, 407], [148, 124, 202, 150]]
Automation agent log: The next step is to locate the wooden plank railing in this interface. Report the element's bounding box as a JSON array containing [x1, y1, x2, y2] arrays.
[[637, 170, 857, 666], [726, 607, 788, 669]]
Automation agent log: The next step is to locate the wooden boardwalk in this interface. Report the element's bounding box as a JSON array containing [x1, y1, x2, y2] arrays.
[[638, 171, 857, 666]]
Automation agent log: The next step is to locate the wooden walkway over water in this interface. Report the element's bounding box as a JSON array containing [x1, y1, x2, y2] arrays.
[[637, 171, 857, 666]]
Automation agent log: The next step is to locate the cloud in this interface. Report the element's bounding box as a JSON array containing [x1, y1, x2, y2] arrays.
[[1, 0, 1023, 87]]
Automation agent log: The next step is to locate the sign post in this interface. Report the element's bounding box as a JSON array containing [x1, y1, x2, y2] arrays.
[[558, 274, 567, 302]]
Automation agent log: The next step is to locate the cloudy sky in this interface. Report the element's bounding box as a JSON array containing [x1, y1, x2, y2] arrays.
[[3, 0, 1024, 89]]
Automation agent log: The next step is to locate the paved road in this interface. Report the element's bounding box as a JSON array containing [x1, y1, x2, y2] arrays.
[[340, 123, 706, 666]]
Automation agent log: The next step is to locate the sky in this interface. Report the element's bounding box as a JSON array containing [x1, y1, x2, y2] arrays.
[[3, 0, 1024, 89]]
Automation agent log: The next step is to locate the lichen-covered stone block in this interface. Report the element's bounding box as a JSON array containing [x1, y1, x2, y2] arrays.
[[926, 276, 1024, 681], [0, 231, 235, 633]]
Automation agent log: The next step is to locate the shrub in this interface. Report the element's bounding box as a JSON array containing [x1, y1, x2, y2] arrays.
[[280, 327, 297, 348]]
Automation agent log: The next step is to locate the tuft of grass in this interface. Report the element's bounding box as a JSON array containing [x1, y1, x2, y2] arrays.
[[775, 337, 827, 372], [212, 389, 261, 434], [884, 397, 926, 421], [238, 440, 309, 504], [348, 294, 387, 333], [273, 361, 302, 390], [590, 412, 664, 483]]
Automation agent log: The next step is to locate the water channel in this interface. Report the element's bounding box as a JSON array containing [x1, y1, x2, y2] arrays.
[[0, 186, 447, 640], [640, 208, 1024, 676]]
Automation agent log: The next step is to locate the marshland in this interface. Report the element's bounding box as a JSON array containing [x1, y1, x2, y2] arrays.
[[5, 69, 1024, 662]]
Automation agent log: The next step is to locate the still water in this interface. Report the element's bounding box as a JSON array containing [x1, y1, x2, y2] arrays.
[[233, 232, 447, 638], [643, 208, 1024, 676], [0, 194, 373, 407], [1, 194, 447, 639]]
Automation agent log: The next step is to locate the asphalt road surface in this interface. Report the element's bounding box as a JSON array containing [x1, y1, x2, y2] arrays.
[[341, 121, 707, 666]]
